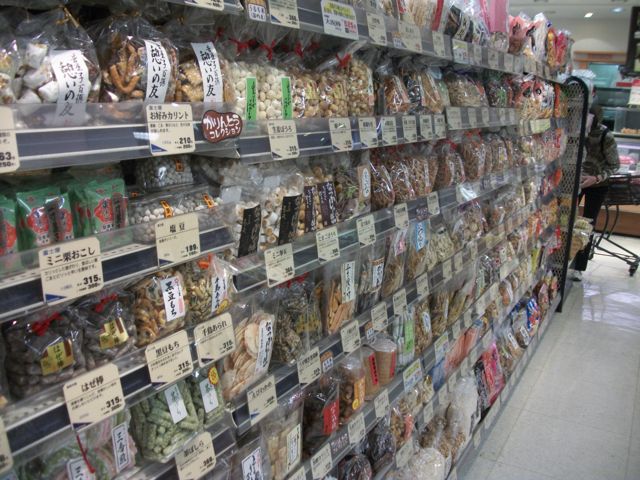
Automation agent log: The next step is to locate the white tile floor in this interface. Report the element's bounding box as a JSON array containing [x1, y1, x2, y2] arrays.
[[459, 235, 640, 480]]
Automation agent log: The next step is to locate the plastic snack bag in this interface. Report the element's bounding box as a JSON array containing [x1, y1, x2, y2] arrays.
[[403, 145, 432, 197], [337, 453, 373, 480], [332, 151, 372, 222], [0, 196, 17, 256], [263, 389, 304, 480], [369, 153, 396, 210], [16, 186, 74, 250], [405, 220, 430, 282], [337, 351, 366, 425], [346, 48, 377, 116], [444, 69, 487, 107], [363, 415, 396, 474], [357, 238, 386, 313], [187, 365, 226, 427], [375, 56, 411, 114], [134, 155, 194, 192], [413, 296, 433, 355], [303, 371, 340, 455], [271, 277, 312, 365], [231, 432, 273, 480], [381, 228, 407, 298], [322, 251, 360, 334]]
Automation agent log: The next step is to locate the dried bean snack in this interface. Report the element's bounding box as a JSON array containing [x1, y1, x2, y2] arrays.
[[413, 296, 432, 355], [134, 155, 194, 192], [346, 53, 376, 117], [180, 256, 233, 326], [405, 220, 429, 282], [357, 240, 386, 313], [4, 310, 85, 398], [460, 132, 486, 182]]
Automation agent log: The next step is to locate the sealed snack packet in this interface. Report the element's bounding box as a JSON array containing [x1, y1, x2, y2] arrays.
[[381, 228, 407, 298], [332, 151, 372, 222], [357, 238, 386, 313], [0, 195, 17, 256], [263, 389, 304, 479], [322, 251, 360, 334], [187, 365, 226, 427], [303, 372, 340, 455], [16, 186, 74, 250], [337, 351, 366, 425]]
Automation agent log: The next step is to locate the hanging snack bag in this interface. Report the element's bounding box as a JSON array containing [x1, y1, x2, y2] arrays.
[[363, 416, 396, 474], [405, 220, 430, 282], [403, 144, 433, 197], [413, 295, 433, 355], [314, 46, 351, 118], [357, 238, 386, 313], [83, 177, 128, 236], [459, 131, 486, 182], [381, 228, 407, 298], [444, 69, 487, 107], [187, 365, 226, 427], [346, 48, 377, 117], [337, 351, 366, 425], [0, 196, 17, 256], [303, 372, 340, 455], [16, 186, 74, 250], [375, 55, 411, 115], [332, 151, 372, 222], [134, 155, 194, 192], [369, 151, 396, 210], [322, 251, 360, 334], [271, 278, 311, 365]]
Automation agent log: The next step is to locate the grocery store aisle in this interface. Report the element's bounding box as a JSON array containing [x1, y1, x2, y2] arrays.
[[459, 235, 640, 480]]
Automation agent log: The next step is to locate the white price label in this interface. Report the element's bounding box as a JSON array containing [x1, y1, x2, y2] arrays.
[[289, 467, 306, 480], [145, 331, 193, 385], [341, 320, 361, 353], [374, 390, 390, 418], [488, 49, 499, 69], [427, 191, 440, 215], [402, 116, 418, 143], [63, 364, 124, 428], [269, 0, 300, 28], [504, 53, 514, 72], [265, 243, 295, 287], [358, 117, 378, 148], [268, 120, 299, 159], [176, 432, 217, 480], [195, 313, 236, 365], [371, 302, 388, 331], [311, 444, 333, 479], [434, 114, 446, 138], [298, 347, 321, 385], [248, 375, 277, 425], [242, 447, 265, 480], [39, 237, 103, 305], [320, 0, 358, 39], [473, 44, 483, 65], [329, 117, 353, 151], [395, 441, 413, 468], [366, 12, 387, 45], [393, 288, 407, 316], [416, 272, 430, 299], [316, 226, 340, 262], [381, 116, 398, 145], [348, 412, 366, 445], [403, 359, 423, 392], [357, 214, 376, 246], [446, 107, 462, 129], [394, 203, 410, 229], [453, 252, 463, 273], [247, 1, 267, 21], [432, 31, 446, 57], [111, 422, 131, 472], [398, 20, 422, 52], [341, 260, 356, 302], [452, 39, 469, 64], [185, 0, 223, 10], [442, 259, 452, 281], [481, 107, 490, 125], [147, 104, 195, 156], [419, 115, 434, 140], [0, 107, 19, 173], [365, 321, 375, 342], [155, 213, 201, 267]]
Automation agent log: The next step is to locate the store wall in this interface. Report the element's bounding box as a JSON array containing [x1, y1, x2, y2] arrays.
[[558, 18, 630, 53]]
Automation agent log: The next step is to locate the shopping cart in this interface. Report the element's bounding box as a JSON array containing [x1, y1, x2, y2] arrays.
[[592, 173, 640, 276]]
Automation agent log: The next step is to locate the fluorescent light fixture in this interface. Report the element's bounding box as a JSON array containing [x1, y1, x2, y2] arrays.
[[584, 12, 593, 17], [612, 7, 624, 13]]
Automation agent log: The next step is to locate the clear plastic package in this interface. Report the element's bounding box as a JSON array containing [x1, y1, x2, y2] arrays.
[[263, 389, 304, 480], [134, 155, 194, 192], [337, 351, 366, 425], [187, 365, 225, 427], [322, 252, 360, 334], [381, 229, 407, 298]]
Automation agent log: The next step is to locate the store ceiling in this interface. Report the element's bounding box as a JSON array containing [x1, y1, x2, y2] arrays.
[[509, 0, 639, 20]]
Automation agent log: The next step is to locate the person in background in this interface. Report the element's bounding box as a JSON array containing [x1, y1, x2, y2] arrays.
[[573, 104, 620, 280]]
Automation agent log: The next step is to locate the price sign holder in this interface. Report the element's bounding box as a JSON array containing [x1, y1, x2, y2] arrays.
[[0, 107, 19, 173], [316, 226, 340, 263], [268, 120, 299, 160], [358, 117, 379, 148], [265, 243, 295, 287], [147, 104, 196, 156], [155, 212, 201, 267], [329, 117, 353, 151], [247, 375, 277, 425]]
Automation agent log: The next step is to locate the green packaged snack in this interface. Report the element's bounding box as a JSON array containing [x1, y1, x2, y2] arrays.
[[85, 178, 128, 235], [16, 187, 74, 250], [67, 180, 90, 238], [0, 196, 18, 256]]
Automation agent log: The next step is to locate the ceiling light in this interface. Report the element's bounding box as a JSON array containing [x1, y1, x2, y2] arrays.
[[584, 12, 594, 17], [612, 7, 624, 13]]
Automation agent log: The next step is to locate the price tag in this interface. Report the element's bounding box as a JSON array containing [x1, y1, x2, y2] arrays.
[[311, 443, 333, 479], [468, 108, 478, 128], [247, 375, 277, 425], [176, 432, 217, 480], [427, 191, 440, 215], [416, 272, 430, 299], [419, 115, 434, 140], [341, 320, 361, 353], [63, 363, 124, 429], [453, 252, 463, 273], [366, 12, 387, 45], [289, 468, 306, 480], [268, 0, 300, 28], [402, 116, 417, 143], [39, 237, 103, 305], [297, 347, 321, 385], [195, 313, 236, 365], [446, 107, 462, 129], [434, 114, 446, 138], [316, 226, 340, 263], [371, 302, 388, 331], [432, 31, 446, 57], [321, 351, 334, 373], [0, 107, 19, 173], [246, 0, 267, 21], [442, 259, 452, 281], [185, 0, 223, 10], [155, 212, 201, 267], [268, 120, 299, 159], [393, 288, 407, 316], [504, 53, 514, 72], [145, 331, 193, 385], [357, 214, 376, 246], [394, 203, 409, 229], [329, 117, 353, 151], [488, 49, 499, 69], [481, 107, 490, 125], [358, 117, 378, 148], [381, 116, 397, 145], [265, 243, 295, 287], [320, 0, 358, 40], [395, 441, 413, 468], [452, 320, 461, 340], [473, 44, 483, 65], [398, 20, 422, 52], [452, 39, 469, 64], [374, 390, 389, 418], [348, 412, 366, 445], [422, 402, 434, 424], [403, 359, 423, 392], [147, 104, 195, 156]]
